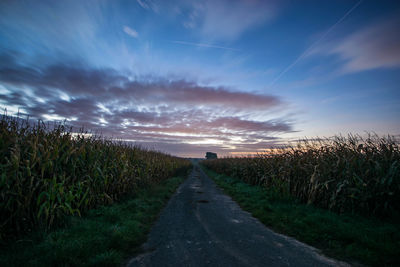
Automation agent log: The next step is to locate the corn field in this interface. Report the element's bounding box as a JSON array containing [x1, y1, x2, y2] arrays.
[[202, 135, 400, 218], [0, 115, 191, 240]]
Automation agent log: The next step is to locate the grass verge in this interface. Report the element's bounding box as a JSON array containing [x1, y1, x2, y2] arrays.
[[202, 167, 400, 267], [0, 175, 186, 266]]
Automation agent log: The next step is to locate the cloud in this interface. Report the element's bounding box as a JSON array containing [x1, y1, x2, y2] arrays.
[[0, 54, 281, 110], [0, 51, 293, 156], [182, 0, 279, 41], [269, 0, 363, 86], [136, 0, 159, 12], [123, 26, 139, 38], [314, 18, 400, 73], [0, 0, 138, 70], [209, 117, 291, 132], [335, 18, 400, 72], [171, 40, 239, 51]]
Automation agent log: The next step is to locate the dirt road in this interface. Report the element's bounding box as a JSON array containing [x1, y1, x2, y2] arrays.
[[127, 164, 349, 267]]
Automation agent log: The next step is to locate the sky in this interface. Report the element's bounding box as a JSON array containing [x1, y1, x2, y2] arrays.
[[0, 0, 399, 157]]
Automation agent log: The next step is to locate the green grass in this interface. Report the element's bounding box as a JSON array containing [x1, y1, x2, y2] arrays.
[[0, 175, 185, 266], [202, 167, 400, 267]]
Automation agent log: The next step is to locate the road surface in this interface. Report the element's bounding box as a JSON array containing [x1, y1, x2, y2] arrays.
[[127, 164, 349, 267]]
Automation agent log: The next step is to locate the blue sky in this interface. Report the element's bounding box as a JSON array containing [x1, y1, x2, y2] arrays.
[[0, 0, 399, 157]]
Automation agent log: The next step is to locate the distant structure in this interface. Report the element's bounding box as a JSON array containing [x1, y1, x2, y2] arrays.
[[205, 152, 217, 159]]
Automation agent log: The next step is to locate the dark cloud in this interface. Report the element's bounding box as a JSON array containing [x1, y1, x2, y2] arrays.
[[0, 53, 281, 109], [148, 80, 281, 108], [209, 117, 291, 132], [0, 52, 293, 156]]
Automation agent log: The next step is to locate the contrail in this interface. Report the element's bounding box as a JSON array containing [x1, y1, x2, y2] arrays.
[[269, 0, 363, 87], [171, 40, 239, 51]]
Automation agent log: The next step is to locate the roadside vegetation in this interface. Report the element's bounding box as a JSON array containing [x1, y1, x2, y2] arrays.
[[201, 135, 400, 266], [202, 135, 399, 218], [0, 175, 186, 266], [0, 114, 191, 264], [202, 168, 399, 266]]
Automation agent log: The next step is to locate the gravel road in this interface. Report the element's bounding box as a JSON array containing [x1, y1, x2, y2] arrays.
[[127, 163, 349, 267]]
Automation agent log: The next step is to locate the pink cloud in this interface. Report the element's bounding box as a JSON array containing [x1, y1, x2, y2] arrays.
[[329, 18, 400, 73]]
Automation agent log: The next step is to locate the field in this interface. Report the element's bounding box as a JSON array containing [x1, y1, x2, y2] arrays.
[[2, 113, 399, 266], [0, 115, 191, 241], [202, 135, 400, 218], [200, 136, 400, 265], [202, 168, 399, 266]]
